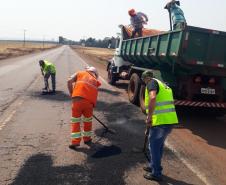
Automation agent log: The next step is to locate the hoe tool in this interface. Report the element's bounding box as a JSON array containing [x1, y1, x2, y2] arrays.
[[132, 125, 150, 162], [93, 115, 116, 134]]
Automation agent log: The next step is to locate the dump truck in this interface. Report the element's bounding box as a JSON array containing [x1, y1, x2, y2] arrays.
[[107, 25, 226, 115]]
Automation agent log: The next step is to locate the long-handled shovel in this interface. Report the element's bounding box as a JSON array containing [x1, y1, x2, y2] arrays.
[[93, 115, 116, 134], [143, 126, 150, 161], [132, 125, 150, 162]]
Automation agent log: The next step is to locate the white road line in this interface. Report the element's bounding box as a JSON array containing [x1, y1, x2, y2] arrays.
[[0, 75, 40, 131], [73, 49, 212, 184], [165, 141, 211, 185], [0, 99, 25, 131], [4, 110, 16, 122], [0, 110, 17, 131]]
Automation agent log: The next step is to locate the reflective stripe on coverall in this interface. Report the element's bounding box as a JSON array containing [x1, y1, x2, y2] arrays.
[[71, 71, 101, 145], [71, 99, 93, 144]]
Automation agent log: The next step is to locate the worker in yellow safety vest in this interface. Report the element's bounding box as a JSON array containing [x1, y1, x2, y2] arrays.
[[141, 70, 178, 182], [39, 60, 56, 93]]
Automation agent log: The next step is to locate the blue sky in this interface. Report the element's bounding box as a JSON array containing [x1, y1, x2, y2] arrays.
[[0, 0, 226, 41]]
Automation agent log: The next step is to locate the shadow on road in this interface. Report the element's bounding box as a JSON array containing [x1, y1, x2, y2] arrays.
[[29, 90, 71, 102], [160, 176, 194, 185], [177, 107, 226, 150], [114, 81, 129, 92], [11, 154, 90, 185], [99, 88, 121, 96], [91, 145, 122, 158], [11, 148, 193, 185]]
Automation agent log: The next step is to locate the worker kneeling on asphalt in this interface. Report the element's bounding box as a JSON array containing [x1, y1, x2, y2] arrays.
[[141, 70, 178, 182], [67, 66, 101, 150], [39, 60, 56, 93]]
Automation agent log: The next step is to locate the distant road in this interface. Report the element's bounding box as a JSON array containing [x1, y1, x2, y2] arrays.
[[0, 46, 63, 117]]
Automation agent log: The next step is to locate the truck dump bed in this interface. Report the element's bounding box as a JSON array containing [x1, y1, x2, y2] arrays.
[[120, 26, 226, 76], [123, 26, 164, 38]]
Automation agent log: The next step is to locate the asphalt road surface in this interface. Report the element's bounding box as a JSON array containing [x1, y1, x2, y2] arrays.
[[0, 46, 225, 185]]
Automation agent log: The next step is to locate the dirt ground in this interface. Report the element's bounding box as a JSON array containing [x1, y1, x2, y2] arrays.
[[71, 46, 114, 68], [0, 41, 59, 60]]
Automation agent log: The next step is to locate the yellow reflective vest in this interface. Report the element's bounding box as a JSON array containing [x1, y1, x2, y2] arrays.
[[42, 60, 56, 74], [145, 78, 178, 126]]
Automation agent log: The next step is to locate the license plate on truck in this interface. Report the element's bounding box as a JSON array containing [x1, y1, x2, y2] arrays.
[[201, 88, 216, 95]]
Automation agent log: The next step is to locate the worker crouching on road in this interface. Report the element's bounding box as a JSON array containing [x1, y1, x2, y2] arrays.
[[39, 60, 56, 93], [67, 66, 101, 150], [128, 8, 148, 38], [141, 70, 178, 182]]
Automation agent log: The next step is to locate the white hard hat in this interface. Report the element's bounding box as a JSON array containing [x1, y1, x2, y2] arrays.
[[86, 66, 99, 78]]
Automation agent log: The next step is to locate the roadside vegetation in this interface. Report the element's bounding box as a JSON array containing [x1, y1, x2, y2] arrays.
[[0, 41, 59, 60], [71, 46, 114, 67]]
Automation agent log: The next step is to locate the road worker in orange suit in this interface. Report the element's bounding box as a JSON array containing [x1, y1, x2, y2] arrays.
[[67, 66, 101, 149]]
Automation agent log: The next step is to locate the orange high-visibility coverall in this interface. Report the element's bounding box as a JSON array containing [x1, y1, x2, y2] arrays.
[[71, 71, 101, 145]]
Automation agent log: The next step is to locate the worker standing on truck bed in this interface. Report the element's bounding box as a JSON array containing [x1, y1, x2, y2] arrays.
[[141, 70, 178, 182], [67, 66, 101, 150], [39, 60, 56, 94], [128, 9, 148, 38], [165, 0, 186, 30]]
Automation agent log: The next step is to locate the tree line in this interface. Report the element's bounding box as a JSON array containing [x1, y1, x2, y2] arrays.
[[59, 36, 119, 49]]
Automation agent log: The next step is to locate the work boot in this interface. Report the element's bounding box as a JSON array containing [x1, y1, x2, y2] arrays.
[[143, 173, 163, 182], [143, 166, 152, 173], [41, 88, 49, 95], [50, 90, 56, 94], [69, 144, 80, 150]]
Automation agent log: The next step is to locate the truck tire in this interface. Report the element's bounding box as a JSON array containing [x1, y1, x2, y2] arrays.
[[139, 84, 146, 114], [128, 73, 141, 104], [107, 65, 116, 85]]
